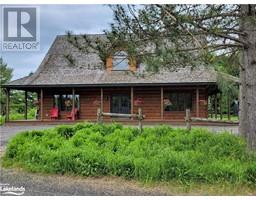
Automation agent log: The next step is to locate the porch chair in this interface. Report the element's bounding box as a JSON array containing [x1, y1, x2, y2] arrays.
[[50, 107, 59, 120], [66, 108, 79, 120]]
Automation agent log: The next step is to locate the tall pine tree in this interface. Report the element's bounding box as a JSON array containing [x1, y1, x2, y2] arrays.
[[68, 5, 256, 150]]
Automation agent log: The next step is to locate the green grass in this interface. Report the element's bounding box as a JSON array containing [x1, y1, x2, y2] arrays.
[[208, 114, 239, 122], [154, 180, 256, 195], [2, 123, 256, 185], [0, 115, 4, 125], [9, 108, 36, 120], [0, 108, 36, 125]]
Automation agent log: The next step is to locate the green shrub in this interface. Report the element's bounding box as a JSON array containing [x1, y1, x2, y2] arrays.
[[245, 163, 256, 183], [2, 123, 256, 184], [106, 153, 134, 178], [0, 115, 5, 125], [198, 160, 245, 183], [72, 122, 93, 132], [4, 131, 31, 159], [55, 125, 75, 139]]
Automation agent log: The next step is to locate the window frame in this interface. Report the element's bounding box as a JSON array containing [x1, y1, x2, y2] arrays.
[[164, 91, 193, 112], [53, 94, 80, 112], [111, 51, 130, 71]]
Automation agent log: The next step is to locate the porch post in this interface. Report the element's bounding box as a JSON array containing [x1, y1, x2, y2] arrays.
[[6, 88, 10, 122], [100, 88, 104, 112], [131, 87, 134, 116], [196, 88, 199, 117], [214, 93, 218, 119], [24, 90, 28, 120], [40, 89, 43, 121], [227, 95, 231, 120], [210, 95, 213, 118], [161, 87, 164, 119], [72, 88, 75, 120], [220, 93, 223, 120]]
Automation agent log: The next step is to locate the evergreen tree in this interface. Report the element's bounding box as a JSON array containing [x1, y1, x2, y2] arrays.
[[68, 5, 256, 150], [0, 57, 13, 115]]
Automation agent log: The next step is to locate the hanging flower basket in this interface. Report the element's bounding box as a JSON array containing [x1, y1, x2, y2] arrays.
[[65, 99, 72, 107], [164, 98, 172, 106], [134, 98, 144, 106]]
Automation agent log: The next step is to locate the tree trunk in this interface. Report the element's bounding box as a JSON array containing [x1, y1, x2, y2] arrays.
[[239, 5, 256, 150]]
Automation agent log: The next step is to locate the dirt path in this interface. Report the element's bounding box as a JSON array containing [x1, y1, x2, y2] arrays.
[[0, 125, 56, 152], [0, 168, 168, 196]]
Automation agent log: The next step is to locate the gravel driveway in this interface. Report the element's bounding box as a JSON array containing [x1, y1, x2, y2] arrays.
[[0, 125, 56, 151], [0, 168, 168, 196]]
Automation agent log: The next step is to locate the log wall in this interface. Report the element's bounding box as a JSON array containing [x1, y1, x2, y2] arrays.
[[41, 86, 208, 121]]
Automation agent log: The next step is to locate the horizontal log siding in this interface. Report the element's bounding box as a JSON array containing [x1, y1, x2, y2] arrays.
[[199, 89, 208, 118], [79, 89, 100, 120], [133, 87, 161, 120], [41, 86, 208, 121], [42, 89, 100, 120], [164, 88, 208, 120], [42, 93, 53, 120]]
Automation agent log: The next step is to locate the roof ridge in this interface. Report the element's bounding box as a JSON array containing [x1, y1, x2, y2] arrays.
[[56, 33, 106, 37], [4, 34, 219, 87]]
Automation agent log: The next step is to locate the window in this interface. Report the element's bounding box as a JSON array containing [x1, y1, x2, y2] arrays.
[[112, 51, 129, 70], [164, 92, 192, 111], [111, 94, 131, 114], [53, 94, 80, 111]]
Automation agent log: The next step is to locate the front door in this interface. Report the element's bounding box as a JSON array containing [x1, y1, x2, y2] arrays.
[[111, 94, 131, 114]]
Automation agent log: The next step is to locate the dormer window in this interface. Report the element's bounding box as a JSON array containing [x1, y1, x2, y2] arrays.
[[106, 51, 137, 72], [112, 51, 129, 71]]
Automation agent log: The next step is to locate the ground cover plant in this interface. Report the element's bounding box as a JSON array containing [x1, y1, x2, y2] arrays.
[[0, 109, 36, 125], [2, 123, 256, 185], [0, 115, 4, 125]]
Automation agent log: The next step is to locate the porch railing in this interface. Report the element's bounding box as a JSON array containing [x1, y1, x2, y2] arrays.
[[97, 107, 145, 132], [185, 109, 238, 131]]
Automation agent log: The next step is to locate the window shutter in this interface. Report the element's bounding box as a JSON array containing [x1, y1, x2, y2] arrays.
[[129, 58, 136, 72], [106, 57, 113, 71]]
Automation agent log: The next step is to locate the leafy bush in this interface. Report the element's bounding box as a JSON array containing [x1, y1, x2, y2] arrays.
[[245, 163, 256, 183], [0, 115, 5, 125], [55, 125, 75, 139], [9, 109, 37, 120], [2, 123, 256, 184]]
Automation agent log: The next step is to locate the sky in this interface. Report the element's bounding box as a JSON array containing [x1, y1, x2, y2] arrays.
[[0, 4, 113, 80]]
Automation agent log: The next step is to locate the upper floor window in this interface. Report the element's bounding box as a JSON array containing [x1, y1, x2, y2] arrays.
[[112, 51, 129, 70]]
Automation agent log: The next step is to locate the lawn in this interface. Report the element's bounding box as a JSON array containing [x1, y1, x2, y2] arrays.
[[0, 115, 4, 125], [0, 108, 37, 125], [2, 123, 256, 190], [208, 114, 239, 122]]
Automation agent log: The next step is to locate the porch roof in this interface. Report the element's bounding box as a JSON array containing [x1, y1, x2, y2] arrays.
[[5, 67, 219, 88], [4, 34, 232, 89]]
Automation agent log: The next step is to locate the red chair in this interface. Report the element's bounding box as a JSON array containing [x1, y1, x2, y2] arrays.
[[50, 107, 59, 120], [66, 108, 78, 120]]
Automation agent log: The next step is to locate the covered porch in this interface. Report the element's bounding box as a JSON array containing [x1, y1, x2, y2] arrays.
[[3, 84, 234, 125]]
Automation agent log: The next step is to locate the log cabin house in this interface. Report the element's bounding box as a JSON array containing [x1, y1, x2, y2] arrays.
[[3, 34, 222, 123]]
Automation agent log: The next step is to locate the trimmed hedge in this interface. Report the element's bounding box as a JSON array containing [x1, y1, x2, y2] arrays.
[[2, 123, 256, 184]]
